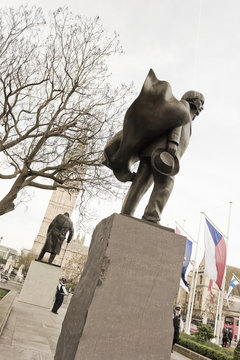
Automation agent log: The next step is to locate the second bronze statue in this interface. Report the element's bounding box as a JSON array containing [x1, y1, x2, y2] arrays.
[[38, 212, 74, 264]]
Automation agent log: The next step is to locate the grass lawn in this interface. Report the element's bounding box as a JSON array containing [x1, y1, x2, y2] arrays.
[[0, 288, 9, 300]]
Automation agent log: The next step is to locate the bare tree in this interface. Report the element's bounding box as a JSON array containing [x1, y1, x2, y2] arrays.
[[62, 250, 87, 285], [0, 6, 132, 216], [18, 250, 36, 275], [203, 292, 217, 323]]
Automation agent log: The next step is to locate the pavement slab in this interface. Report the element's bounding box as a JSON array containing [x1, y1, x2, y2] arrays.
[[0, 295, 67, 360], [171, 350, 192, 360], [0, 288, 192, 360]]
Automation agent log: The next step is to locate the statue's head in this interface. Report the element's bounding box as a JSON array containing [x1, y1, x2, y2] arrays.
[[64, 212, 70, 217], [181, 91, 204, 119]]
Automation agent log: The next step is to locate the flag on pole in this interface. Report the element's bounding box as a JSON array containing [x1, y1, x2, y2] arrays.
[[181, 239, 193, 292], [176, 227, 193, 293], [208, 279, 214, 303], [227, 274, 240, 305], [204, 218, 226, 290]]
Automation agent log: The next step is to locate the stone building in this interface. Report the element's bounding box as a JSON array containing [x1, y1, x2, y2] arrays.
[[176, 259, 240, 336], [0, 244, 19, 263]]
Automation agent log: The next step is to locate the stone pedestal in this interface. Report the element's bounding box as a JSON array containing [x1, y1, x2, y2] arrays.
[[18, 260, 61, 308], [55, 214, 186, 360]]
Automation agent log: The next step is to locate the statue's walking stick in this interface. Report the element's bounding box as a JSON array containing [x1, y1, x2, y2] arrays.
[[60, 242, 69, 267]]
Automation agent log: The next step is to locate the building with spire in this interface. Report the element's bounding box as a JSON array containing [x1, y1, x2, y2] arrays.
[[175, 259, 240, 343]]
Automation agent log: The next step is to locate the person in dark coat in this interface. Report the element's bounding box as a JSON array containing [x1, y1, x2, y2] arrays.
[[228, 330, 233, 347], [172, 306, 182, 352], [51, 278, 68, 314], [38, 212, 74, 263], [222, 327, 228, 347]]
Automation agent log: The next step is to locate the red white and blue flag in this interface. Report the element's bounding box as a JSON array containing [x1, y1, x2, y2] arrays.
[[176, 227, 193, 293], [204, 218, 226, 290], [208, 279, 214, 303]]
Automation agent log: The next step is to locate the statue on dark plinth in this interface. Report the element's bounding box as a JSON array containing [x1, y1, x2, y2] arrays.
[[102, 69, 204, 224], [38, 212, 74, 264]]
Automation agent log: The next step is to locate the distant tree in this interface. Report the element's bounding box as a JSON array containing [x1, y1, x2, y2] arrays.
[[193, 324, 214, 343], [203, 292, 217, 323], [0, 6, 132, 216], [62, 247, 87, 284], [18, 250, 35, 274]]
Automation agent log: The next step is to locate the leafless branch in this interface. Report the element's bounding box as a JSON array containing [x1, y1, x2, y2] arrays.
[[0, 6, 134, 216]]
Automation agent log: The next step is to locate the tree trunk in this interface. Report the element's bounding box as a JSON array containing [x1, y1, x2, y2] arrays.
[[0, 195, 16, 215], [0, 171, 28, 215]]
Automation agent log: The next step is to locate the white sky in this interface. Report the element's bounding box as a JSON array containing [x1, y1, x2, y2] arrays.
[[0, 0, 240, 269]]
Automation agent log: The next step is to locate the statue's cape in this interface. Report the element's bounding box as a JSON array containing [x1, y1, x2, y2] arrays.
[[103, 69, 185, 182]]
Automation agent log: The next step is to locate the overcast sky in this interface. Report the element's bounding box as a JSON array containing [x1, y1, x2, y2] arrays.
[[1, 0, 240, 269]]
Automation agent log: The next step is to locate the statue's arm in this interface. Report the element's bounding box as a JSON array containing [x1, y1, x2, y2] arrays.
[[167, 126, 182, 155]]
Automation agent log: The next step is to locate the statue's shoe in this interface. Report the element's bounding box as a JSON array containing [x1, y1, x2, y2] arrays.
[[113, 169, 136, 183]]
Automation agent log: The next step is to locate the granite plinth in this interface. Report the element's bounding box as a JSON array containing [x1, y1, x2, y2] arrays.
[[55, 213, 186, 360], [18, 260, 61, 308]]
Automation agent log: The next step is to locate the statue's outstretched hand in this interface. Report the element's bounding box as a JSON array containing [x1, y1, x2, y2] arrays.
[[167, 141, 178, 156]]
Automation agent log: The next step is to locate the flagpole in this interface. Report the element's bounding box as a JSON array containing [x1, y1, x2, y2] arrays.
[[202, 211, 227, 239], [175, 222, 197, 244], [185, 212, 203, 334], [233, 273, 240, 283], [227, 274, 240, 307], [214, 290, 221, 336], [186, 212, 203, 334], [175, 221, 196, 332], [215, 201, 232, 345], [238, 315, 240, 342]]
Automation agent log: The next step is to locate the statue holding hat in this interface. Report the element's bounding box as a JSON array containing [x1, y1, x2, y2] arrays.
[[102, 69, 204, 224]]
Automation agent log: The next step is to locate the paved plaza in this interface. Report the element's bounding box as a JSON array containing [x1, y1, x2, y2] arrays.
[[171, 351, 192, 360], [0, 281, 192, 360], [0, 296, 67, 360]]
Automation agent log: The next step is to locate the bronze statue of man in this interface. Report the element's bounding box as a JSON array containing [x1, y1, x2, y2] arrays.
[[38, 212, 74, 263], [103, 69, 204, 223]]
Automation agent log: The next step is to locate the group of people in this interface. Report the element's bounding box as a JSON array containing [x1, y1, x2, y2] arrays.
[[0, 266, 9, 282], [172, 306, 234, 352], [222, 327, 233, 348]]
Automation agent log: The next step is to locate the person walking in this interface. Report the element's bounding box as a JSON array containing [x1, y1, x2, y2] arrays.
[[51, 278, 68, 314]]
